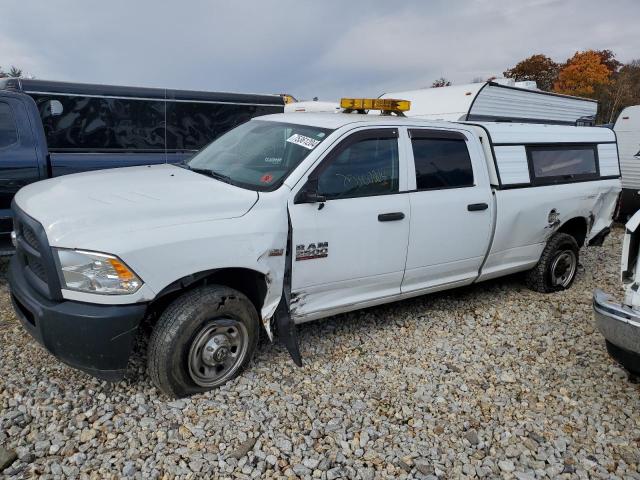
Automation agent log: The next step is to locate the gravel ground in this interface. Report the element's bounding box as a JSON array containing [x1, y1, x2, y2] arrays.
[[1, 228, 640, 479]]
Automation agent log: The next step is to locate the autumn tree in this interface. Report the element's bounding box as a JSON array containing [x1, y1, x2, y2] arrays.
[[503, 54, 559, 91], [431, 77, 452, 88], [599, 59, 640, 123], [592, 49, 621, 74], [553, 50, 612, 97]]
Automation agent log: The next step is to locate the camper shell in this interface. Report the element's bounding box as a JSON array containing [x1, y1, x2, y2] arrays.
[[381, 80, 598, 125]]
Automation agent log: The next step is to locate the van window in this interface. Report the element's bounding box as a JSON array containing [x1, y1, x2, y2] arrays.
[[317, 135, 399, 200], [32, 94, 165, 151], [410, 137, 474, 190], [0, 102, 18, 148], [528, 145, 598, 184], [166, 102, 282, 151]]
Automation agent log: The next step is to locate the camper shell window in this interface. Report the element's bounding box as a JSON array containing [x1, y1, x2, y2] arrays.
[[526, 144, 599, 185]]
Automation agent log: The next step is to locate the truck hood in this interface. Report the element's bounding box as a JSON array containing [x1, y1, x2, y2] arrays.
[[14, 164, 259, 245]]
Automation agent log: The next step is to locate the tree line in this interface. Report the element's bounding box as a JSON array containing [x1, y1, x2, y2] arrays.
[[432, 50, 640, 124]]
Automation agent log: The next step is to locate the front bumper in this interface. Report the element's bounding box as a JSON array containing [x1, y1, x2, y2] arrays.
[[593, 289, 640, 356], [8, 255, 147, 381]]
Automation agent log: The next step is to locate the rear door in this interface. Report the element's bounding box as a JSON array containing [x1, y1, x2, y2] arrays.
[[0, 93, 41, 240], [401, 128, 493, 293], [288, 127, 410, 320]]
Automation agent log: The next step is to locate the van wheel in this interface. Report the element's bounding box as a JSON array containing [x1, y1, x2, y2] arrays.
[[525, 233, 579, 293], [605, 340, 640, 375], [147, 285, 259, 397]]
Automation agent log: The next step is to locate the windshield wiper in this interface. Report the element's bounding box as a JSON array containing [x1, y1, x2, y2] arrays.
[[187, 166, 234, 185]]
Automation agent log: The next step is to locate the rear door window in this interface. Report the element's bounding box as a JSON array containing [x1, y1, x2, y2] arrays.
[[409, 130, 474, 190], [0, 102, 18, 148]]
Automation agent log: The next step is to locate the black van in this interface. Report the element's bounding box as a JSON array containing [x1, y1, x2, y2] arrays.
[[0, 79, 285, 251]]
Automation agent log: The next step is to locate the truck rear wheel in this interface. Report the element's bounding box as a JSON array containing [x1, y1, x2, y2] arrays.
[[525, 233, 579, 293], [147, 285, 259, 397]]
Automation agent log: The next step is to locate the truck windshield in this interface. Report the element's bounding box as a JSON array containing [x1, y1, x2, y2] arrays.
[[186, 120, 333, 191]]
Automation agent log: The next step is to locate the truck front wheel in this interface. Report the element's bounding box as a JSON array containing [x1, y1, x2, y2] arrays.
[[525, 232, 579, 293], [147, 285, 259, 397]]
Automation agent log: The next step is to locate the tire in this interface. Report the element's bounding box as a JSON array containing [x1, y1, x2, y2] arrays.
[[525, 233, 580, 293], [605, 340, 640, 375], [147, 285, 259, 397]]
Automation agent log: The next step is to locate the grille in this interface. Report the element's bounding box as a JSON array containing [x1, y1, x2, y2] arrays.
[[26, 256, 47, 283], [22, 224, 39, 250], [13, 205, 59, 300]]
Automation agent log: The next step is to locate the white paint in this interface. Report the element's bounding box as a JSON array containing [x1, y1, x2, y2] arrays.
[[614, 105, 640, 189], [494, 146, 530, 185], [597, 143, 620, 177], [379, 83, 484, 120], [620, 210, 640, 308], [12, 112, 621, 331], [285, 101, 341, 113], [479, 122, 615, 144], [401, 128, 493, 292], [478, 179, 620, 281], [471, 84, 595, 124], [380, 81, 597, 124]]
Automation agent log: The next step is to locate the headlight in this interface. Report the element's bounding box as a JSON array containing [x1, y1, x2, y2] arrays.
[[54, 249, 142, 295]]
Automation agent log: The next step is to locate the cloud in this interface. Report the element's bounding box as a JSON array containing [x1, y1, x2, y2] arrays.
[[0, 0, 638, 100]]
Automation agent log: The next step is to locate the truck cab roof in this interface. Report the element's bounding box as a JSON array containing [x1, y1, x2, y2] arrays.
[[257, 112, 616, 144]]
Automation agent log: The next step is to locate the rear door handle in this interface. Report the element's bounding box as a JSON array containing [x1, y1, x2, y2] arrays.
[[467, 203, 488, 211], [378, 212, 405, 222]]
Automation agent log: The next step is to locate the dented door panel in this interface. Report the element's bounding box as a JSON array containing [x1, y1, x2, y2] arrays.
[[478, 179, 620, 280], [288, 194, 410, 321]]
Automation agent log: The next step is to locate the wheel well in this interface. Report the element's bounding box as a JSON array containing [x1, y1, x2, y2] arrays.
[[557, 217, 588, 247], [147, 268, 268, 321]]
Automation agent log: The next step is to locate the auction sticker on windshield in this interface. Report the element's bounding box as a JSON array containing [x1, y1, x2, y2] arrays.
[[287, 134, 320, 150]]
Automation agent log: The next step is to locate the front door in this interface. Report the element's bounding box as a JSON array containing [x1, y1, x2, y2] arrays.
[[288, 128, 410, 320]]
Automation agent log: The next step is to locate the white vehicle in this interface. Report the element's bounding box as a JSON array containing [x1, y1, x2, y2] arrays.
[[379, 79, 597, 125], [613, 105, 640, 218], [285, 100, 341, 113], [9, 98, 620, 397], [594, 210, 640, 374]]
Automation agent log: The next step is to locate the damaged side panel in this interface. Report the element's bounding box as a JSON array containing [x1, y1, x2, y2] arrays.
[[477, 179, 620, 281]]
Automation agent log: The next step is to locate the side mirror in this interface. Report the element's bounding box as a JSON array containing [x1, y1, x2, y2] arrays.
[[294, 179, 326, 205]]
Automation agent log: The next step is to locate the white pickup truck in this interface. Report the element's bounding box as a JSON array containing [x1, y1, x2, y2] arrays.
[[8, 98, 621, 397]]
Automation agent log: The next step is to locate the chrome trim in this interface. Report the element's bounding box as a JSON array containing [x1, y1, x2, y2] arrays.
[[593, 289, 640, 355]]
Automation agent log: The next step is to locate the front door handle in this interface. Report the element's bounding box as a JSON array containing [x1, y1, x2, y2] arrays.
[[378, 212, 405, 222], [467, 203, 488, 211]]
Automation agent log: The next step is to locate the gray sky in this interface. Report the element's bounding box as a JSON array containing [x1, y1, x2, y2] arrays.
[[1, 0, 638, 100]]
